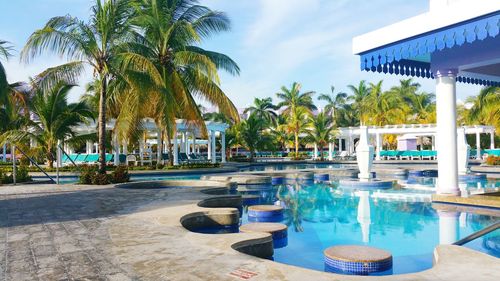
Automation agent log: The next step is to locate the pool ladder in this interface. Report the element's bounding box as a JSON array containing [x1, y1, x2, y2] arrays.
[[453, 221, 500, 246]]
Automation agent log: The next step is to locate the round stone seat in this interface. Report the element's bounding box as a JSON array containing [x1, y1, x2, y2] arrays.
[[248, 205, 284, 222], [241, 194, 260, 205], [324, 245, 392, 275], [240, 223, 287, 239]]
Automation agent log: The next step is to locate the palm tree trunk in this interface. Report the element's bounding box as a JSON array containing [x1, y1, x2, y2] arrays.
[[98, 77, 107, 174], [295, 131, 299, 155], [165, 129, 173, 166]]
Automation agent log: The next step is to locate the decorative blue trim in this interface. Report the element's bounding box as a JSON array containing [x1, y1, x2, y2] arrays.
[[359, 12, 500, 86]]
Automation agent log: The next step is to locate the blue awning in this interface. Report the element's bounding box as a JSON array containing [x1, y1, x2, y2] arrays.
[[359, 11, 500, 86]]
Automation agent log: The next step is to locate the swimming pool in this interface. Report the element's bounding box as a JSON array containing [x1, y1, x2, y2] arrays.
[[239, 163, 344, 172], [238, 180, 500, 275]]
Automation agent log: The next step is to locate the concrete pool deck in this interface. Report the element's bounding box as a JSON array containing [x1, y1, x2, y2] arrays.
[[1, 181, 499, 281]]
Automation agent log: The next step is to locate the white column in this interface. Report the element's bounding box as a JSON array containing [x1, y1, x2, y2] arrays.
[[476, 132, 481, 159], [139, 139, 144, 165], [173, 133, 179, 165], [185, 132, 190, 154], [211, 130, 216, 164], [375, 133, 382, 160], [113, 135, 120, 166], [438, 211, 459, 245], [491, 131, 495, 149], [157, 129, 162, 163], [313, 143, 318, 160], [435, 69, 459, 196], [2, 144, 6, 162], [348, 134, 353, 155], [221, 132, 226, 163], [180, 132, 186, 153], [338, 138, 342, 152], [328, 143, 333, 161], [86, 141, 92, 154], [207, 131, 212, 161]]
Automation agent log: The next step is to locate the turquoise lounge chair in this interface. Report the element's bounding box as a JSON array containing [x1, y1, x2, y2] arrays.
[[74, 154, 88, 163]]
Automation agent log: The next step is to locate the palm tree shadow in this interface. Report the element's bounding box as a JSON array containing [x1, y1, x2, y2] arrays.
[[0, 187, 195, 228]]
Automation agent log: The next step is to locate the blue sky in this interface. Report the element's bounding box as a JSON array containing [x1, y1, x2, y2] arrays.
[[1, 0, 482, 108]]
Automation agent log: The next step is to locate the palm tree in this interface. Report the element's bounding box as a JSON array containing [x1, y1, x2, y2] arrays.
[[0, 40, 14, 105], [120, 0, 240, 166], [240, 115, 270, 161], [409, 92, 436, 124], [465, 86, 499, 129], [271, 115, 293, 153], [306, 112, 335, 161], [1, 83, 94, 168], [347, 80, 370, 124], [363, 80, 404, 126], [318, 86, 347, 126], [244, 97, 277, 125], [276, 82, 316, 154], [21, 0, 135, 173]]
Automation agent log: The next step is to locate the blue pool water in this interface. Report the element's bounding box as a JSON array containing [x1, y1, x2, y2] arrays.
[[238, 180, 500, 275], [239, 163, 343, 172]]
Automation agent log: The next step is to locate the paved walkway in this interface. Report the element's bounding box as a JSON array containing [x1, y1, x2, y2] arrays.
[[0, 184, 171, 281], [1, 183, 499, 281]]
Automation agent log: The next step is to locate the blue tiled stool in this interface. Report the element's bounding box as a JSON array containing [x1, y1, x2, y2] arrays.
[[248, 205, 284, 222], [324, 245, 392, 275], [240, 222, 288, 248]]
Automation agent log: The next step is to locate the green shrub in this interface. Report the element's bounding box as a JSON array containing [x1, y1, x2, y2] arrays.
[[485, 155, 500, 166], [16, 165, 32, 183], [110, 165, 130, 183], [79, 165, 97, 184], [230, 155, 251, 162], [287, 152, 307, 160], [91, 173, 110, 185]]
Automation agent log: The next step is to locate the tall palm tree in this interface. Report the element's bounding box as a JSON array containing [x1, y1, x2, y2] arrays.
[[465, 86, 500, 129], [306, 112, 335, 161], [119, 0, 240, 166], [1, 83, 94, 168], [244, 97, 277, 125], [363, 80, 401, 126], [0, 40, 14, 105], [21, 0, 135, 173], [277, 82, 316, 154], [318, 86, 347, 126], [409, 92, 436, 124], [347, 80, 370, 124], [271, 115, 293, 153], [240, 115, 270, 161]]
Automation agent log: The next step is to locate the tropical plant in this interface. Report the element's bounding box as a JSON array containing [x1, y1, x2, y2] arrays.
[[0, 40, 14, 105], [465, 87, 500, 131], [1, 83, 94, 168], [244, 97, 277, 125], [22, 0, 135, 173], [318, 86, 347, 126], [347, 80, 370, 124], [240, 115, 271, 161], [305, 112, 335, 161], [276, 82, 316, 154], [119, 0, 240, 166]]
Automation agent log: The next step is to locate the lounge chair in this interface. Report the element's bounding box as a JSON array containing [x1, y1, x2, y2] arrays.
[[74, 154, 88, 164], [179, 152, 190, 163], [188, 153, 206, 163]]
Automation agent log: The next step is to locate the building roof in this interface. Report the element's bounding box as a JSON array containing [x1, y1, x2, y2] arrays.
[[352, 0, 500, 86]]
